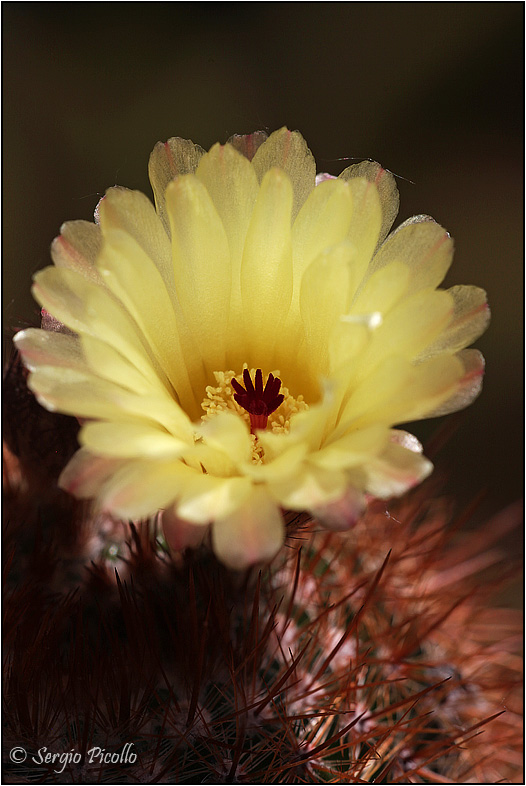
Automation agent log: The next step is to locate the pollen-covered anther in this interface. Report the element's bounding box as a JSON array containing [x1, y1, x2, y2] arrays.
[[231, 369, 285, 433]]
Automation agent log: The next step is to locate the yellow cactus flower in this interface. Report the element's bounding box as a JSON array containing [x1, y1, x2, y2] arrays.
[[14, 128, 489, 569]]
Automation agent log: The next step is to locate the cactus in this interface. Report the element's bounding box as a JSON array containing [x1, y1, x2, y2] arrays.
[[3, 354, 522, 784]]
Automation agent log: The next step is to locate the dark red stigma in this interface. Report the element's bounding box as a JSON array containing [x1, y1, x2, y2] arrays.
[[231, 369, 285, 433]]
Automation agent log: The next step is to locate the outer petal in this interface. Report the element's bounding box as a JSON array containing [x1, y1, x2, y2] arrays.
[[51, 220, 103, 284], [353, 288, 454, 381], [251, 127, 316, 219], [341, 354, 464, 430], [26, 365, 191, 436], [176, 474, 253, 524], [363, 442, 434, 499], [14, 328, 84, 371], [162, 507, 209, 552], [227, 131, 268, 161], [95, 226, 198, 412], [212, 486, 284, 570], [419, 285, 490, 358], [166, 175, 231, 373], [97, 187, 174, 294], [423, 349, 485, 417], [59, 448, 127, 499], [80, 334, 175, 397], [148, 136, 205, 234], [311, 423, 390, 471], [311, 486, 366, 532], [367, 216, 453, 294], [269, 462, 349, 511], [32, 266, 166, 385], [339, 161, 399, 250], [97, 459, 195, 519], [79, 420, 189, 459]]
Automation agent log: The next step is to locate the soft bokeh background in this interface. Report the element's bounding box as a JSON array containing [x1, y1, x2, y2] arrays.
[[3, 4, 523, 534]]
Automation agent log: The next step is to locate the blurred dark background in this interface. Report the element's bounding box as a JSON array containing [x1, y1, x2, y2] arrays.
[[3, 3, 523, 527]]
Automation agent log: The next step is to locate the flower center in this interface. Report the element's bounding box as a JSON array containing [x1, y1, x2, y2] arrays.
[[200, 366, 309, 464], [231, 368, 284, 433]]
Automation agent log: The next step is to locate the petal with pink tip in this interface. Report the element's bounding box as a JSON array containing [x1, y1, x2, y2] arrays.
[[364, 443, 433, 499], [368, 216, 453, 294], [162, 507, 209, 553], [251, 127, 316, 219], [419, 285, 490, 358], [148, 136, 205, 234], [212, 486, 284, 570], [339, 160, 399, 250], [424, 349, 485, 417]]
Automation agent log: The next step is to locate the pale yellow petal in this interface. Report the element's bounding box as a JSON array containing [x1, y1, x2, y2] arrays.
[[148, 136, 205, 234], [363, 442, 433, 498], [339, 161, 399, 249], [311, 487, 366, 532], [419, 285, 490, 359], [51, 220, 103, 284], [258, 386, 335, 459], [32, 266, 165, 385], [97, 187, 174, 294], [79, 420, 189, 459], [335, 357, 409, 439], [80, 334, 173, 398], [251, 127, 316, 219], [59, 448, 126, 499], [26, 365, 190, 436], [299, 243, 358, 375], [269, 462, 348, 511], [328, 321, 369, 376], [162, 508, 209, 553], [166, 174, 231, 372], [198, 411, 252, 465], [99, 458, 193, 519], [95, 227, 198, 412], [15, 327, 175, 410], [240, 167, 293, 368], [354, 288, 454, 381], [242, 442, 308, 482], [344, 176, 383, 283], [350, 261, 410, 317], [423, 349, 485, 417], [14, 328, 84, 371], [176, 474, 253, 524], [196, 142, 259, 279], [347, 354, 464, 429], [182, 440, 239, 478], [212, 486, 284, 569], [311, 424, 390, 471], [368, 216, 453, 294], [196, 144, 259, 363], [292, 178, 353, 296]]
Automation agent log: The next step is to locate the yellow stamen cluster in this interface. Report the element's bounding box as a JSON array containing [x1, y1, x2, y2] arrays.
[[201, 366, 309, 463]]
